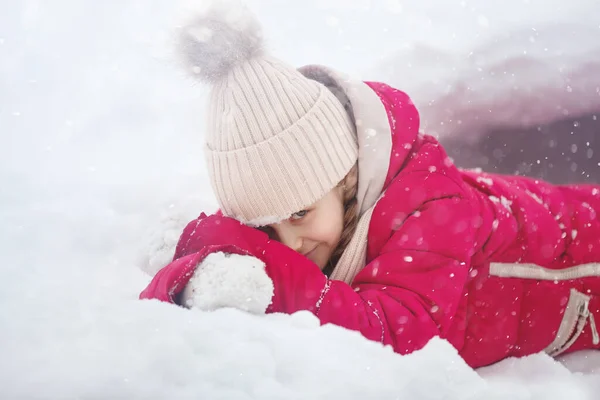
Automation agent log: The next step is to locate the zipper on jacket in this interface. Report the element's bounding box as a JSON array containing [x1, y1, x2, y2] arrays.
[[488, 263, 600, 351], [560, 301, 589, 355], [546, 290, 598, 356], [581, 299, 600, 345]]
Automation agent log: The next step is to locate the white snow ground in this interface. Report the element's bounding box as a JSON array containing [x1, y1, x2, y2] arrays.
[[1, 0, 599, 399]]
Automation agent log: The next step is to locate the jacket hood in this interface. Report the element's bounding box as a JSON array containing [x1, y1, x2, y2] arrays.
[[299, 65, 420, 216]]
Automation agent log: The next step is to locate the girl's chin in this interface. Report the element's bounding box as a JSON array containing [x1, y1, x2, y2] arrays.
[[305, 245, 334, 270], [310, 251, 331, 270], [309, 257, 323, 269]]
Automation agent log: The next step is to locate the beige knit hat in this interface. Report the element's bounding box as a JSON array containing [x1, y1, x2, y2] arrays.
[[178, 2, 358, 226]]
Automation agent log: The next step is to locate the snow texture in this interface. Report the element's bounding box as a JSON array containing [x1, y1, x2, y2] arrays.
[[181, 252, 274, 314], [1, 0, 599, 398], [141, 196, 205, 276]]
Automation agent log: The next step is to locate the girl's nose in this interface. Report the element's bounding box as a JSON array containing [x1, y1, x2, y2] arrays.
[[276, 225, 303, 253]]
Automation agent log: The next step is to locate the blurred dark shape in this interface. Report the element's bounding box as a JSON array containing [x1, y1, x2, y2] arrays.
[[441, 111, 600, 184]]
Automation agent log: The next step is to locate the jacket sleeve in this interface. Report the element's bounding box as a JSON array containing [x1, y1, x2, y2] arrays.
[[264, 192, 475, 355]]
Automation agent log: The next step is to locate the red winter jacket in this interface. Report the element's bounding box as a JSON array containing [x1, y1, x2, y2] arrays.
[[141, 66, 600, 368]]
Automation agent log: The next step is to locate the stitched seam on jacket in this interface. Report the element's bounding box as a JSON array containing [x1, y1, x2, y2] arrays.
[[181, 218, 203, 256], [363, 298, 385, 344], [315, 279, 332, 315]]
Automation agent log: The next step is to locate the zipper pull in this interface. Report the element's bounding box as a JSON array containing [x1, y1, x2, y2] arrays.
[[589, 311, 600, 345], [580, 300, 599, 346]]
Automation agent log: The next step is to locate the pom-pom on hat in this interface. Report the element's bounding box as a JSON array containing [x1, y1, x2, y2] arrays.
[[178, 1, 358, 226]]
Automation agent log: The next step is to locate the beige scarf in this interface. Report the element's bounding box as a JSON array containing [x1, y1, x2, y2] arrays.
[[298, 65, 393, 286], [330, 204, 376, 284]]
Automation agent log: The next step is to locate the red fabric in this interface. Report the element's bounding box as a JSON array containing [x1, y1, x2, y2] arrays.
[[141, 82, 600, 368], [141, 214, 331, 314]]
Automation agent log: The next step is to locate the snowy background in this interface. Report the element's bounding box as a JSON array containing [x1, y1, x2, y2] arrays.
[[1, 0, 600, 398]]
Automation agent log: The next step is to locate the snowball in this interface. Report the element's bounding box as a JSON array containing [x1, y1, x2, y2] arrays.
[[181, 252, 274, 314]]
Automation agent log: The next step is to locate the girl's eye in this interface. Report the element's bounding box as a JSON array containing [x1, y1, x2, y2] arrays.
[[291, 210, 309, 220]]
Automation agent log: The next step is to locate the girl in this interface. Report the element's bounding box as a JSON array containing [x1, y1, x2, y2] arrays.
[[140, 5, 600, 368]]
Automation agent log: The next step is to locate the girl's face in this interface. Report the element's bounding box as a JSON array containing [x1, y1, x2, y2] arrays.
[[265, 186, 345, 270]]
